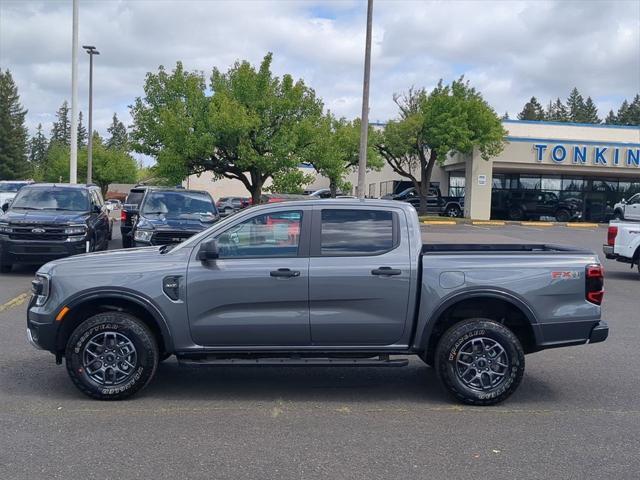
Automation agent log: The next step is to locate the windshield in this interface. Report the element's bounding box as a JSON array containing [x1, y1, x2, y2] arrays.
[[11, 187, 89, 211], [0, 182, 26, 193], [141, 191, 216, 217]]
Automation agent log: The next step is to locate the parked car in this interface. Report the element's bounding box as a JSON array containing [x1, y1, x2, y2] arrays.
[[491, 190, 582, 222], [0, 180, 32, 212], [27, 199, 607, 404], [603, 220, 640, 275], [260, 193, 309, 203], [612, 193, 640, 221], [0, 183, 111, 272], [131, 187, 219, 247], [307, 188, 348, 198], [120, 186, 149, 248], [104, 199, 122, 212], [216, 196, 250, 216], [383, 186, 465, 217]]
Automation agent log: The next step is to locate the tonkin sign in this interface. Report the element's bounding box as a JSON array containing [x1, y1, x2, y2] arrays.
[[533, 143, 640, 168]]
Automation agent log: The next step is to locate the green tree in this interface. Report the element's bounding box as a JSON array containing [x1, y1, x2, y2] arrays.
[[307, 114, 382, 197], [0, 69, 29, 180], [604, 110, 618, 125], [583, 97, 600, 123], [130, 54, 324, 203], [546, 98, 569, 122], [376, 79, 506, 214], [77, 111, 88, 147], [616, 95, 640, 126], [50, 100, 71, 146], [106, 113, 128, 150], [566, 87, 587, 122], [267, 168, 315, 194], [517, 97, 545, 121], [501, 112, 510, 120], [29, 123, 49, 175], [42, 135, 137, 196]]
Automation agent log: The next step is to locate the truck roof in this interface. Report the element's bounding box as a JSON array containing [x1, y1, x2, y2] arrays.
[[248, 198, 416, 212]]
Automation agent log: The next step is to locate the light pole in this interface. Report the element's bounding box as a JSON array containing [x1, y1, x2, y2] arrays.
[[69, 0, 79, 184], [83, 45, 99, 184], [356, 0, 373, 199]]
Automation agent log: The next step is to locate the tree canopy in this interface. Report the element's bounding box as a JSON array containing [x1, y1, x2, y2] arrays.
[[518, 97, 545, 121], [0, 69, 29, 180], [130, 53, 325, 202], [376, 79, 506, 213], [106, 113, 128, 150], [50, 101, 71, 146]]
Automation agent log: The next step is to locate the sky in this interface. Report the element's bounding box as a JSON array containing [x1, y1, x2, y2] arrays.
[[1, 0, 639, 142]]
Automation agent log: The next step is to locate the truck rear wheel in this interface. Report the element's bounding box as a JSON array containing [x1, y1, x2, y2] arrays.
[[435, 318, 524, 405], [65, 312, 159, 400]]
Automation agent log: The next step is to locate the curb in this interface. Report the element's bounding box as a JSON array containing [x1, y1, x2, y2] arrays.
[[566, 223, 600, 228]]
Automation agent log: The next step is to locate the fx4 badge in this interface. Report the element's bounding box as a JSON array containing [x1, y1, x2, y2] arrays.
[[551, 271, 580, 280]]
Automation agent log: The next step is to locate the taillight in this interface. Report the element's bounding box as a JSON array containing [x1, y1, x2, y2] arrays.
[[120, 210, 127, 222], [607, 226, 618, 246], [585, 264, 604, 305]]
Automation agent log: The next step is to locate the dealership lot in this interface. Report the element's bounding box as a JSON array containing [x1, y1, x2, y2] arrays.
[[0, 223, 638, 480]]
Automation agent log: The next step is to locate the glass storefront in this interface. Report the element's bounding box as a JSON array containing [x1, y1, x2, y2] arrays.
[[449, 173, 640, 221]]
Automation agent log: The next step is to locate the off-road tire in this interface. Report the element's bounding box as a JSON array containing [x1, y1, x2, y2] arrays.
[[65, 312, 159, 400], [435, 318, 525, 406]]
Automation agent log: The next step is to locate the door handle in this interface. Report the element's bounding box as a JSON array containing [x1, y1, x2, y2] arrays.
[[371, 267, 402, 276], [270, 268, 301, 278]]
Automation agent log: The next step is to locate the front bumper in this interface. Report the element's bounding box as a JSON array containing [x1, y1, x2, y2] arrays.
[[0, 236, 87, 265], [27, 300, 59, 353]]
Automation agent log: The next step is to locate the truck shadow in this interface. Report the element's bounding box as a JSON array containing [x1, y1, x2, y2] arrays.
[[605, 270, 638, 281]]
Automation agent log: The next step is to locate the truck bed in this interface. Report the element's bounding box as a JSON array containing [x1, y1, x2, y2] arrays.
[[422, 243, 591, 254]]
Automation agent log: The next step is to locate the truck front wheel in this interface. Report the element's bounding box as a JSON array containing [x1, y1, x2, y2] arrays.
[[435, 319, 525, 405], [65, 312, 159, 400]]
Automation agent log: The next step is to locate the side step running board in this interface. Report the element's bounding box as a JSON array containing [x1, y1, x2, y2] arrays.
[[177, 356, 409, 368]]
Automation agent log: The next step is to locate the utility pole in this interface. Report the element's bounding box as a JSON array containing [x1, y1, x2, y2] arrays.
[[356, 0, 373, 199], [69, 0, 79, 184], [83, 45, 99, 184]]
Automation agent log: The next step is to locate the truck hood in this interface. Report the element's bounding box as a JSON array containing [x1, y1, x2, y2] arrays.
[[1, 209, 89, 225]]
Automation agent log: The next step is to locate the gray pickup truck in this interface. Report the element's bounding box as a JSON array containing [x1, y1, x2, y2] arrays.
[[26, 199, 608, 405]]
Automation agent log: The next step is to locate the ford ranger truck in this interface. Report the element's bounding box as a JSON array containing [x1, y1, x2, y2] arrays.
[[26, 199, 608, 405]]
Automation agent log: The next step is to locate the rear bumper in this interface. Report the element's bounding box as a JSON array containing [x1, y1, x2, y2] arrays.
[[602, 244, 616, 259], [589, 320, 609, 344], [0, 236, 87, 265], [536, 319, 608, 350]]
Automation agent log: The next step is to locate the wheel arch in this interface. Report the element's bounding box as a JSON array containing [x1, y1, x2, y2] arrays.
[[54, 289, 174, 355], [418, 289, 541, 363]]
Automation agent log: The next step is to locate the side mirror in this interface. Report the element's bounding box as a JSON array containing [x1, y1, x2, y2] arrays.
[[197, 238, 219, 261], [621, 198, 627, 204]]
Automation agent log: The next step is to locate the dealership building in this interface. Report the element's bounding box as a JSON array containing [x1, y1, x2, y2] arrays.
[[186, 120, 640, 221]]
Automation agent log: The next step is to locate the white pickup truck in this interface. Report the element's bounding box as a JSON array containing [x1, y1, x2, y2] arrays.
[[603, 220, 640, 275]]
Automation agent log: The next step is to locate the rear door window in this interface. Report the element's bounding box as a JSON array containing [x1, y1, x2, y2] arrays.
[[320, 209, 395, 256]]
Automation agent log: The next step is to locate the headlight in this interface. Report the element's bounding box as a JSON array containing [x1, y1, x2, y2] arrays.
[[31, 273, 50, 307], [134, 229, 153, 242], [0, 222, 11, 233], [64, 225, 87, 235]]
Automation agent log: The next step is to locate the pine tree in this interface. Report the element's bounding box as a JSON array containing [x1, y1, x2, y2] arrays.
[[566, 87, 587, 122], [617, 95, 640, 126], [0, 69, 29, 180], [546, 98, 569, 122], [583, 97, 600, 124], [77, 111, 88, 147], [517, 97, 545, 120], [50, 101, 71, 146], [604, 110, 618, 125], [501, 111, 510, 120], [29, 123, 49, 169], [106, 113, 128, 150]]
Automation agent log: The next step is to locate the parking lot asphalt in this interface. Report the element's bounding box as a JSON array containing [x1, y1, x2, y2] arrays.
[[0, 222, 638, 480]]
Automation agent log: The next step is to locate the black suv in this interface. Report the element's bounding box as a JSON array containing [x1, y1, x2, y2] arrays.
[[120, 186, 149, 248], [491, 190, 582, 222], [130, 187, 219, 247], [0, 183, 111, 272]]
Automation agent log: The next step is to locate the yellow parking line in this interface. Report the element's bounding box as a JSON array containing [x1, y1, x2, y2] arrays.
[[423, 220, 457, 225], [520, 222, 554, 227], [567, 223, 599, 228], [472, 221, 505, 226], [0, 292, 29, 313]]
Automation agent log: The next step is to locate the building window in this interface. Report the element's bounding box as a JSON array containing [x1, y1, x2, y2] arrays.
[[379, 181, 394, 197], [449, 174, 465, 197], [368, 183, 376, 198]]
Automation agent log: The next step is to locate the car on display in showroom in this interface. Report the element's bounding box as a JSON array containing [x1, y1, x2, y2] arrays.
[[130, 187, 219, 247], [491, 190, 582, 222], [382, 186, 465, 217], [216, 196, 250, 217], [612, 193, 640, 221], [0, 180, 32, 212], [0, 183, 111, 273], [26, 199, 607, 405], [603, 220, 640, 275]]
